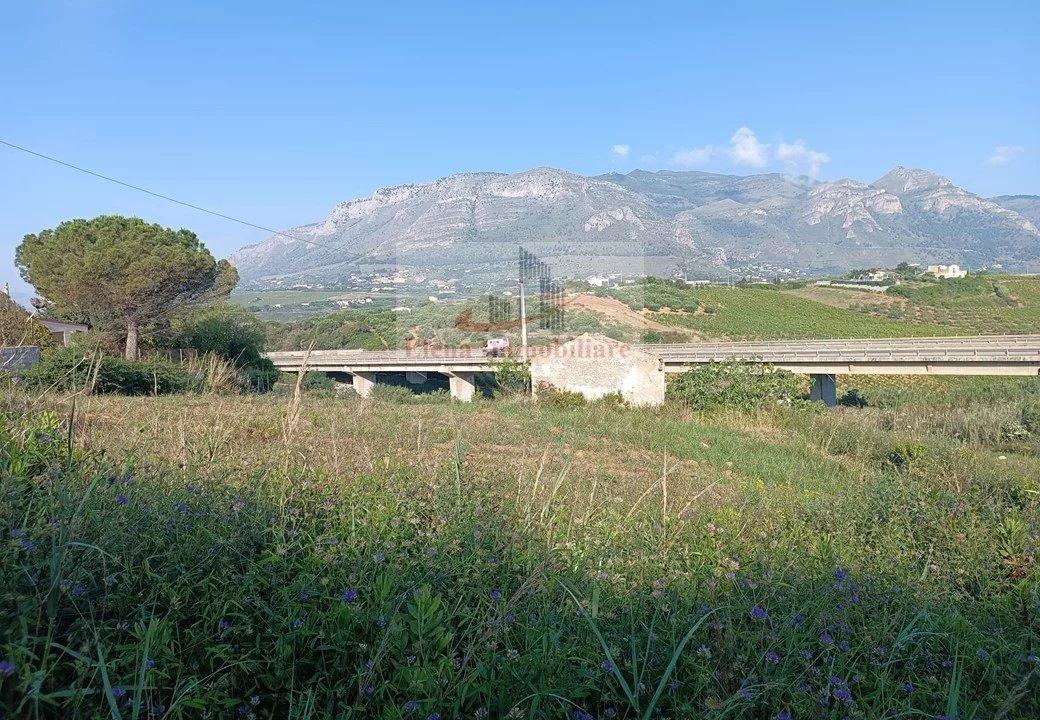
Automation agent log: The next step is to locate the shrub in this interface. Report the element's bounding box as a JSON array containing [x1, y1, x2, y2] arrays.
[[536, 383, 587, 408], [882, 441, 930, 471], [838, 389, 870, 408], [247, 358, 280, 392], [0, 294, 54, 348], [493, 358, 530, 396], [668, 361, 804, 411], [20, 347, 198, 395], [642, 330, 663, 343], [300, 371, 335, 392]]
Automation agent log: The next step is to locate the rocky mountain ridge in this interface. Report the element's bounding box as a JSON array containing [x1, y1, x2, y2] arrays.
[[231, 166, 1040, 285]]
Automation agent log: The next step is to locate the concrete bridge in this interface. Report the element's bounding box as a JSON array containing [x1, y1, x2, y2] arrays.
[[265, 334, 1040, 406]]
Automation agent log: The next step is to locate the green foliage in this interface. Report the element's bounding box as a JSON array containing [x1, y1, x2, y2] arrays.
[[245, 358, 279, 393], [1022, 402, 1040, 436], [881, 440, 930, 471], [0, 294, 53, 348], [604, 277, 701, 313], [3, 391, 1040, 719], [492, 357, 530, 396], [535, 383, 587, 407], [668, 361, 805, 411], [300, 371, 335, 391], [19, 346, 198, 395], [838, 388, 870, 408], [15, 215, 237, 358], [171, 303, 266, 365]]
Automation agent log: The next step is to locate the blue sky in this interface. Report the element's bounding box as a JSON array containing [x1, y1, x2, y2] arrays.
[[2, 1, 1037, 299]]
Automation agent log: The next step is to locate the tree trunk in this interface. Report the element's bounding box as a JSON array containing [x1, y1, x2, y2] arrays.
[[125, 319, 139, 361]]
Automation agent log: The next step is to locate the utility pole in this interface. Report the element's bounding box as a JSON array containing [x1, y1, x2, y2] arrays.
[[518, 278, 528, 361]]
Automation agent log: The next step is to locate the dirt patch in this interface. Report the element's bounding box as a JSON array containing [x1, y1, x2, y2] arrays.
[[784, 286, 908, 311], [565, 294, 698, 336]]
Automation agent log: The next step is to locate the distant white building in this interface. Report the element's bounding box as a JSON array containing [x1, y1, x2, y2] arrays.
[[925, 264, 967, 279], [853, 270, 890, 282], [586, 276, 609, 287]]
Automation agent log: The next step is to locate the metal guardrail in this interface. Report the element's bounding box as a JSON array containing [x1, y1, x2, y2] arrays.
[[265, 335, 1040, 371]]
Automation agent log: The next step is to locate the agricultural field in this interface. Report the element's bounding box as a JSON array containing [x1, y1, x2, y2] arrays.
[[247, 275, 1040, 351], [787, 275, 1040, 337], [2, 376, 1039, 718]]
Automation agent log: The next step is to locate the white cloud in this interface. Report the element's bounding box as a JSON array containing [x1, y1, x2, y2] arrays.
[[640, 154, 658, 165], [671, 145, 714, 167], [987, 145, 1024, 166], [611, 144, 630, 160], [728, 126, 769, 167], [775, 140, 831, 179]]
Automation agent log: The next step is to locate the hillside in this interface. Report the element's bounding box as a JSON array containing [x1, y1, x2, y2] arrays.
[[230, 166, 1040, 286], [261, 274, 1040, 350]]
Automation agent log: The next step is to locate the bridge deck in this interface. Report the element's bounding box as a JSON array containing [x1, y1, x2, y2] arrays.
[[266, 335, 1040, 376]]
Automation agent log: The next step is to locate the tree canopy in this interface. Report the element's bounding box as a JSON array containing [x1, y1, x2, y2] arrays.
[[16, 215, 237, 359]]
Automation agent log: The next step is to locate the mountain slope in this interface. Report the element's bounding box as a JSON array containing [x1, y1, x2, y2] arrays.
[[231, 167, 1040, 285]]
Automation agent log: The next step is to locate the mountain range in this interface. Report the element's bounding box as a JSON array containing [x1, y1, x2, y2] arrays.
[[231, 167, 1040, 286]]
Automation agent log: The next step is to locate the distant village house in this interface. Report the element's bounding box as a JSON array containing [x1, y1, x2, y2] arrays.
[[925, 264, 967, 279]]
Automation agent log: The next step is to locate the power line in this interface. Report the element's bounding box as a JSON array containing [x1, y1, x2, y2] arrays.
[[0, 138, 346, 256]]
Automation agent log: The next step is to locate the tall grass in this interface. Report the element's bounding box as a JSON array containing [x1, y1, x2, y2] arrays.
[[1, 385, 1038, 718]]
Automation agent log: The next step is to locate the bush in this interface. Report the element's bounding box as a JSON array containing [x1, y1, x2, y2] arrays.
[[536, 383, 587, 408], [246, 358, 280, 392], [20, 347, 198, 395], [882, 441, 930, 471], [668, 361, 804, 411], [171, 303, 267, 365], [838, 389, 870, 408], [492, 358, 530, 396], [0, 294, 54, 348]]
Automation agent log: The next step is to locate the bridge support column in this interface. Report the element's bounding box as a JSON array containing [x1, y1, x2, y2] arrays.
[[352, 372, 376, 398], [449, 372, 476, 402], [809, 373, 837, 407]]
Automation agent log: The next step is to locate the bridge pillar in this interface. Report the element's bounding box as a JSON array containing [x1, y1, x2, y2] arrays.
[[809, 373, 837, 407], [449, 372, 476, 402], [352, 371, 376, 398]]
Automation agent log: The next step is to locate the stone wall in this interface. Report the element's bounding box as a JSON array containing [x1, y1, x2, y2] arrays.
[[529, 333, 665, 406]]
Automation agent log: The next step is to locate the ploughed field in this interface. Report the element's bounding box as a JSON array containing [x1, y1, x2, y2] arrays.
[[2, 379, 1039, 718]]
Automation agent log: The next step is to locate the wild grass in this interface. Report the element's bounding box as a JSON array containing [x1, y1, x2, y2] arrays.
[[1, 381, 1038, 718]]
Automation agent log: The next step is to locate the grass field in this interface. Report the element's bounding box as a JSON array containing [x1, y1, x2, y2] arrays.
[[2, 377, 1039, 718]]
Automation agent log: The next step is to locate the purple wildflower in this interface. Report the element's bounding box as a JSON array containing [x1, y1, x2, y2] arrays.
[[901, 681, 913, 693], [8, 528, 25, 539], [20, 539, 36, 552], [403, 700, 420, 713], [426, 714, 441, 720], [601, 659, 617, 673], [738, 685, 753, 701], [776, 713, 792, 720], [144, 658, 155, 671], [750, 605, 768, 621], [574, 712, 593, 720], [341, 589, 359, 603], [0, 659, 14, 677], [116, 494, 129, 506], [111, 686, 127, 699], [819, 632, 833, 646], [175, 502, 188, 515], [835, 568, 848, 582], [218, 618, 231, 632], [361, 685, 374, 696], [490, 589, 503, 601], [232, 499, 246, 512], [765, 650, 781, 664], [835, 686, 853, 704]]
